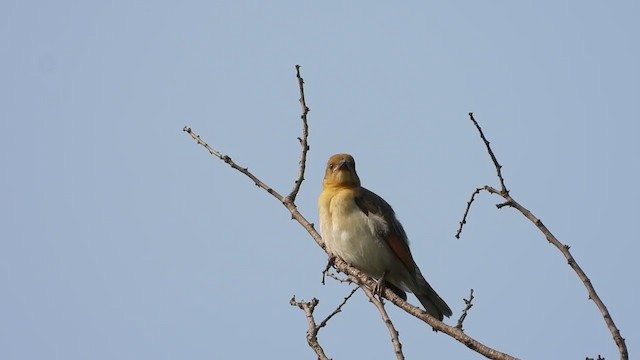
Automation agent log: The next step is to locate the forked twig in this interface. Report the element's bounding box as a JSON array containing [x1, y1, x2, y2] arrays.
[[289, 288, 359, 360], [289, 297, 330, 360], [458, 112, 627, 360], [455, 289, 475, 331]]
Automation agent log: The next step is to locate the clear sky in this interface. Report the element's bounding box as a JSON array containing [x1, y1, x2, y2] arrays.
[[1, 1, 638, 359]]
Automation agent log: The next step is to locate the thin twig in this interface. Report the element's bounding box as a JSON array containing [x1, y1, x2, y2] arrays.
[[289, 297, 330, 360], [321, 257, 335, 285], [464, 113, 628, 360], [360, 285, 405, 360], [287, 65, 310, 202], [182, 127, 322, 251], [586, 355, 605, 360], [318, 287, 359, 329], [455, 289, 475, 331], [324, 271, 353, 284], [455, 187, 486, 239], [468, 112, 508, 194], [183, 127, 285, 203]]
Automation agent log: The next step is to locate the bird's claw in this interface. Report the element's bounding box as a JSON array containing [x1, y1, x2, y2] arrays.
[[373, 271, 388, 301]]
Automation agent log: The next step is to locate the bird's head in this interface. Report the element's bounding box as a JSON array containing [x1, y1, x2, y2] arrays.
[[323, 153, 361, 189]]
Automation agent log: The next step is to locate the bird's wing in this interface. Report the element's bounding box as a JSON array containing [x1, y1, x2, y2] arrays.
[[354, 187, 417, 275]]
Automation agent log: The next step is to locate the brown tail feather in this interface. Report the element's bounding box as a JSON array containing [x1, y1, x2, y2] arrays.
[[413, 272, 452, 321]]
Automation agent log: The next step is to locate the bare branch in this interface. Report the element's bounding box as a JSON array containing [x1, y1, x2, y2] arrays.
[[318, 287, 359, 329], [289, 297, 330, 360], [324, 271, 353, 284], [321, 257, 334, 285], [290, 289, 359, 359], [184, 126, 518, 359], [455, 187, 486, 239], [182, 127, 285, 203], [182, 126, 323, 251], [183, 68, 520, 360], [468, 112, 508, 194], [586, 355, 605, 360], [455, 289, 475, 331], [372, 271, 518, 359], [505, 196, 626, 360], [464, 113, 628, 360], [287, 65, 310, 202], [360, 285, 405, 360]]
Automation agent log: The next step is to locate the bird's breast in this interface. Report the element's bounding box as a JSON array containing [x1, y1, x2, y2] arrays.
[[318, 189, 398, 278]]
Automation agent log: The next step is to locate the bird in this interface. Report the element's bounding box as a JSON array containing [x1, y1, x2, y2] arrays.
[[318, 153, 452, 320]]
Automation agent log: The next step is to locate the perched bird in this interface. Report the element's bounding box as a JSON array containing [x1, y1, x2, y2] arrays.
[[318, 153, 452, 320]]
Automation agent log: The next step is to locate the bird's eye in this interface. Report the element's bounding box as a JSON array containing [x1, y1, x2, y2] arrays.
[[329, 163, 334, 169]]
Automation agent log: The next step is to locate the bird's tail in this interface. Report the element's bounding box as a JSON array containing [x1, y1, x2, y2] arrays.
[[413, 271, 452, 321]]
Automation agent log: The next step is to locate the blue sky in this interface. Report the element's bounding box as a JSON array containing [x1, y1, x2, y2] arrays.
[[1, 1, 638, 359]]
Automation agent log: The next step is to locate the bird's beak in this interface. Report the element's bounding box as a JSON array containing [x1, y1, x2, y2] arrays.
[[336, 159, 349, 171]]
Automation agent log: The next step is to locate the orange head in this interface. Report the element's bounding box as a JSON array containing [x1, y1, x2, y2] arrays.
[[323, 154, 361, 189]]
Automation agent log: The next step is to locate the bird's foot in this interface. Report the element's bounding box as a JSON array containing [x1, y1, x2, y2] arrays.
[[373, 271, 388, 301]]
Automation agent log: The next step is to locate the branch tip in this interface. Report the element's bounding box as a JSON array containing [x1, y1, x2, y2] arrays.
[[455, 187, 486, 239], [287, 65, 311, 203], [456, 289, 475, 331]]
